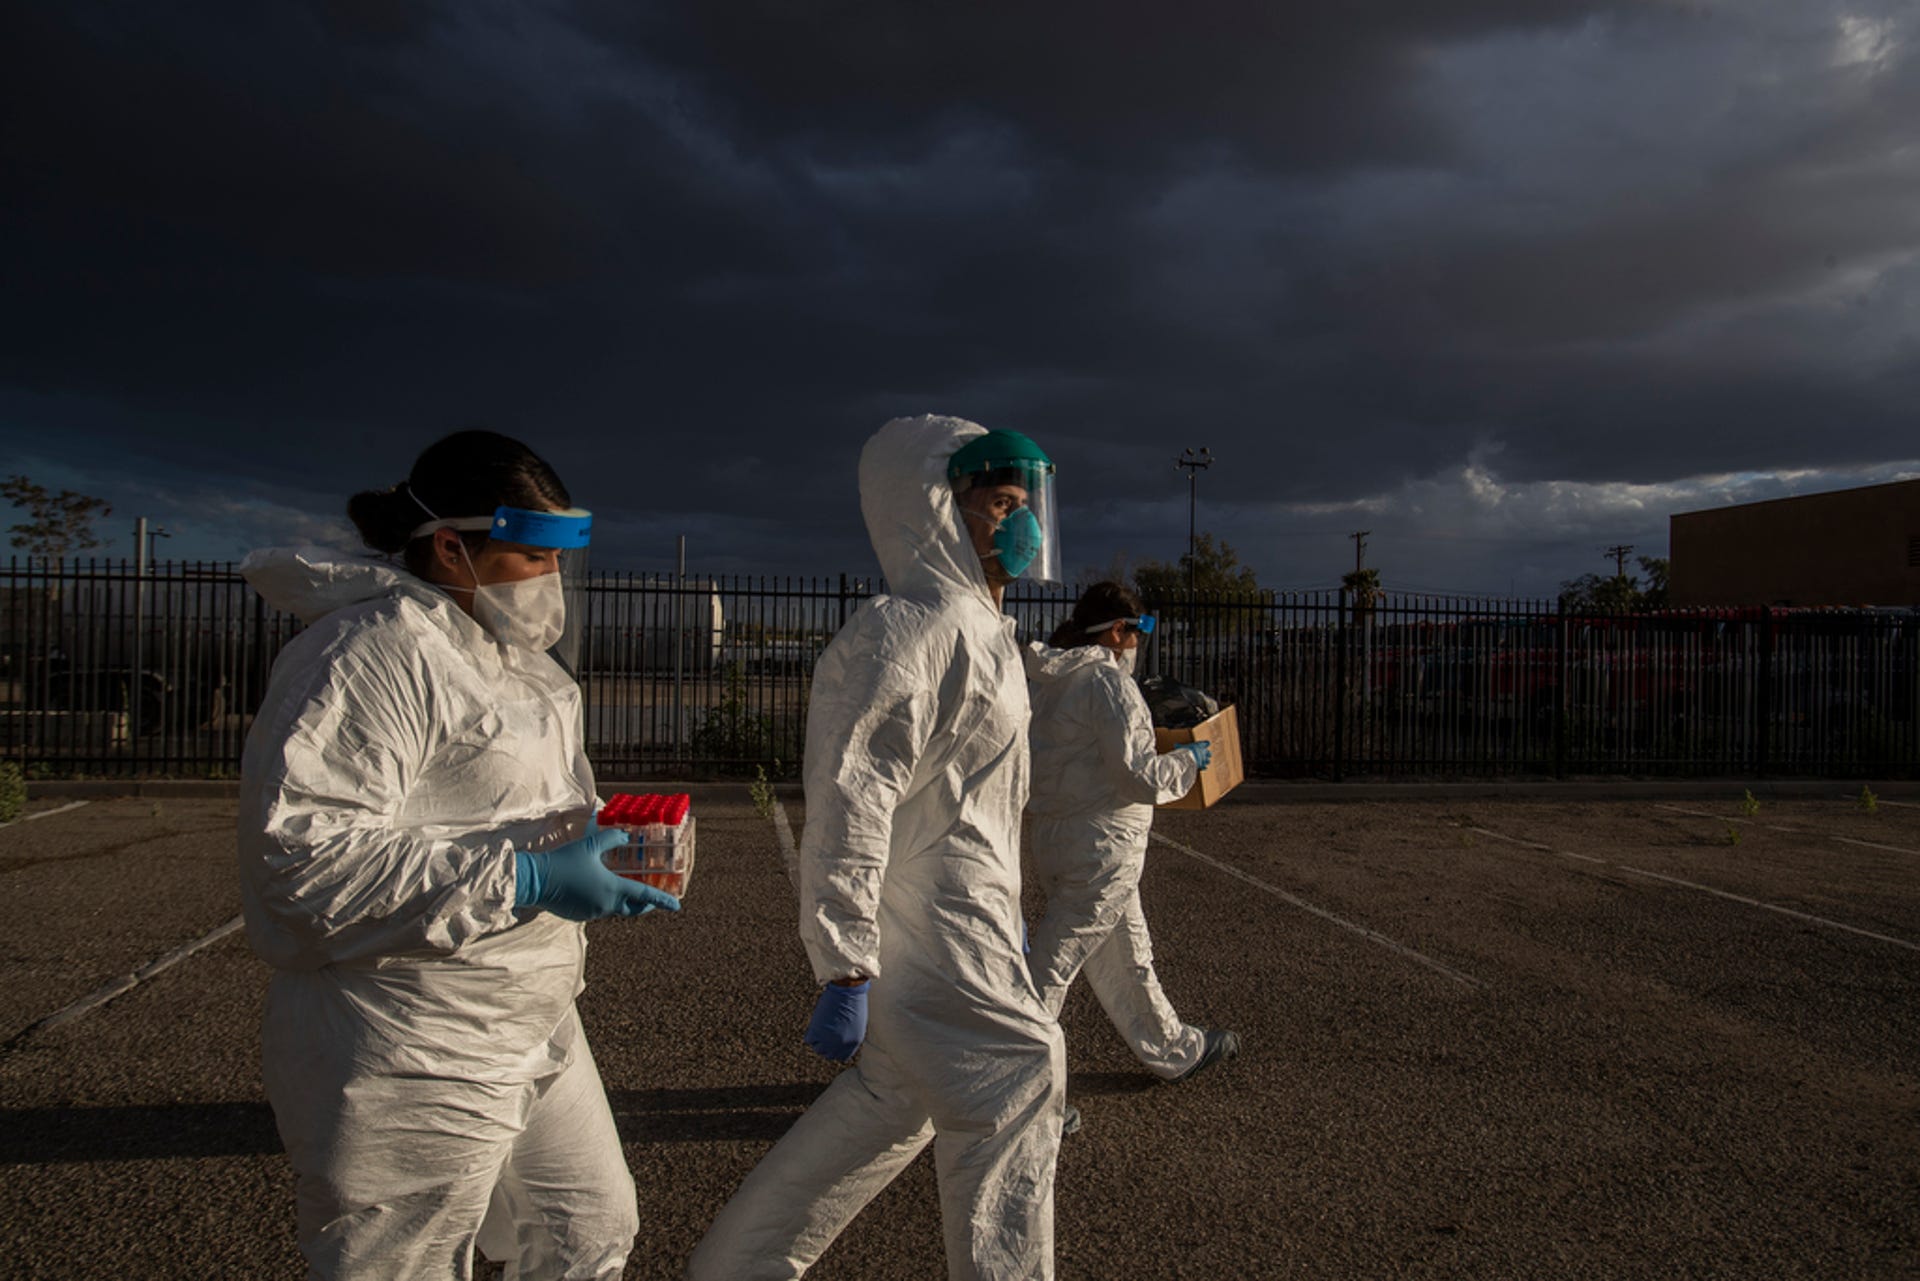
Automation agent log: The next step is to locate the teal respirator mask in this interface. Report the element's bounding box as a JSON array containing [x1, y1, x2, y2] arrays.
[[991, 507, 1045, 578]]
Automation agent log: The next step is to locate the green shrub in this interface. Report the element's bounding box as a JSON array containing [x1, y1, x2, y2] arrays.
[[751, 763, 777, 819], [690, 664, 775, 776], [0, 761, 24, 824]]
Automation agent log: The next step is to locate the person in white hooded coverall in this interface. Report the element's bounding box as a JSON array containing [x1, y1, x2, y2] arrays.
[[686, 416, 1068, 1281], [237, 430, 677, 1281], [1024, 581, 1241, 1083]]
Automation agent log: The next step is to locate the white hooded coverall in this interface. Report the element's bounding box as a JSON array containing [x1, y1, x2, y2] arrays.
[[1023, 643, 1206, 1079], [237, 549, 637, 1280], [687, 416, 1066, 1281]]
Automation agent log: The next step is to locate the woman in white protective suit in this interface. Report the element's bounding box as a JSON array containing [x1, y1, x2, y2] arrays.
[[687, 416, 1069, 1281], [237, 430, 679, 1281], [1024, 581, 1241, 1088]]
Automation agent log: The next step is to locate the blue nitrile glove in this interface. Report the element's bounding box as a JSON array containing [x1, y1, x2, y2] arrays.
[[1021, 919, 1030, 955], [804, 980, 870, 1061], [1177, 740, 1213, 770], [515, 828, 682, 921]]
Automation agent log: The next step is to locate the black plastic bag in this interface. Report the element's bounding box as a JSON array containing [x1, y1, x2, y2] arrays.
[[1136, 674, 1219, 729]]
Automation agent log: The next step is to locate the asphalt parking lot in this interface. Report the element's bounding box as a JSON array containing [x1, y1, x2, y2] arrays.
[[1, 785, 1916, 1279]]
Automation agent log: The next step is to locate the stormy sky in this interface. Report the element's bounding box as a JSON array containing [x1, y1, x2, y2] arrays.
[[4, 1, 1916, 596]]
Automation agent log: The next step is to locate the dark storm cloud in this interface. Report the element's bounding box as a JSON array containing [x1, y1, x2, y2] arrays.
[[3, 0, 1916, 587], [593, 0, 1615, 171]]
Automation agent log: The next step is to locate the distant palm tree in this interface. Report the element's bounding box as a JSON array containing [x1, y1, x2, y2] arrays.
[[1341, 567, 1382, 625]]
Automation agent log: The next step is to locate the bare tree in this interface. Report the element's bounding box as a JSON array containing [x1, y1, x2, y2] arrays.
[[1, 476, 112, 557]]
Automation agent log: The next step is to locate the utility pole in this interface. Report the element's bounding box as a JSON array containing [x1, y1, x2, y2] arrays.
[[1175, 447, 1213, 682], [1175, 447, 1214, 596], [1604, 544, 1634, 577], [1350, 529, 1370, 575]]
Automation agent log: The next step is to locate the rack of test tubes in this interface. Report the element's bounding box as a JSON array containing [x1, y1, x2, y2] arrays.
[[596, 792, 696, 897]]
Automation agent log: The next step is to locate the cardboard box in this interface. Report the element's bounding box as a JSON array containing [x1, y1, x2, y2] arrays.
[[1153, 703, 1244, 809]]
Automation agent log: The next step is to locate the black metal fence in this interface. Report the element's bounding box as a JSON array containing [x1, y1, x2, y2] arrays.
[[5, 558, 1917, 779], [1144, 591, 1920, 778]]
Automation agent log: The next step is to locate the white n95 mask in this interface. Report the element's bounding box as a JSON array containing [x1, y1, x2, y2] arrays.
[[1117, 646, 1139, 675], [473, 571, 567, 653]]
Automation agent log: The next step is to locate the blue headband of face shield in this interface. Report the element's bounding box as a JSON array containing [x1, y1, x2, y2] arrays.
[[408, 505, 593, 549], [1084, 614, 1155, 636], [489, 506, 591, 548]]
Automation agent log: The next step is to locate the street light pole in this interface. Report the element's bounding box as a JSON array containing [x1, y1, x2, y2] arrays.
[[1175, 446, 1213, 680], [135, 520, 171, 578]]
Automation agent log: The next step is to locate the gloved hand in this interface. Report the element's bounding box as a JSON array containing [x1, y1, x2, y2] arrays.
[[1177, 740, 1213, 770], [1021, 918, 1031, 955], [515, 828, 682, 921], [804, 979, 869, 1061]]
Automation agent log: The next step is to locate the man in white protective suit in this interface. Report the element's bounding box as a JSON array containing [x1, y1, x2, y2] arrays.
[[686, 415, 1069, 1280]]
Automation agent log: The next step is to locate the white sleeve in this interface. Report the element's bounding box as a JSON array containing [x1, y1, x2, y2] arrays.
[[796, 617, 937, 985], [239, 636, 520, 969], [1090, 668, 1199, 805]]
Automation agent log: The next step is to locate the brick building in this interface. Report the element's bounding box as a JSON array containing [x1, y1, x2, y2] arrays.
[[1668, 478, 1920, 607]]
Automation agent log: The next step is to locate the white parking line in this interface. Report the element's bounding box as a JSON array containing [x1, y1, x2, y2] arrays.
[[1467, 827, 1605, 864], [1616, 866, 1920, 954], [1466, 822, 1920, 955], [1832, 836, 1920, 859], [5, 914, 245, 1049], [1652, 803, 1796, 834], [1149, 832, 1486, 990], [1654, 803, 1920, 857], [1855, 796, 1920, 810], [0, 800, 91, 831], [769, 796, 799, 892]]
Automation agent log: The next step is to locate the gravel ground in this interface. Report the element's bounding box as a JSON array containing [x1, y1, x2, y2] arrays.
[[1, 787, 1915, 1279]]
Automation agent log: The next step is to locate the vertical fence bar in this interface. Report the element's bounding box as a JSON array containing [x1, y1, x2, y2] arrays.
[[1554, 609, 1568, 779], [1756, 614, 1773, 776], [1332, 614, 1347, 782]]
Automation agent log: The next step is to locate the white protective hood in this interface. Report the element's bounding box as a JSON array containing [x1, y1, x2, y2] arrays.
[[1022, 638, 1110, 686], [857, 414, 995, 607], [242, 545, 417, 625], [241, 544, 515, 684]]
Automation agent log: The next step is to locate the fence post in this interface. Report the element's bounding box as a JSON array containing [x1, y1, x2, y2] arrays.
[[673, 538, 686, 764], [1755, 615, 1772, 776], [1555, 611, 1568, 780], [125, 557, 143, 767], [251, 589, 269, 722], [1332, 615, 1346, 782]]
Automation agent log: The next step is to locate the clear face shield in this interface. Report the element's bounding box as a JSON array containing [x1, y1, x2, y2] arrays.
[[409, 505, 594, 672], [949, 444, 1062, 587]]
